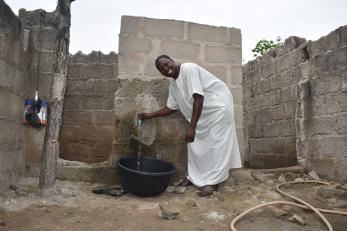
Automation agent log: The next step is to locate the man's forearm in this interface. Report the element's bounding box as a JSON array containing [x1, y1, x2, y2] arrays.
[[190, 94, 204, 128], [146, 106, 176, 119]]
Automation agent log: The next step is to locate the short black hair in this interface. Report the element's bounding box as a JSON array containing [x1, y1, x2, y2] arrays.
[[155, 55, 174, 67]]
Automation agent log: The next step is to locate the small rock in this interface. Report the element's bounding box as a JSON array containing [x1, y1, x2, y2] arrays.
[[159, 202, 180, 220], [288, 214, 305, 226], [265, 180, 275, 185], [174, 186, 186, 194], [308, 171, 321, 181], [166, 186, 175, 193], [294, 178, 305, 182], [230, 170, 255, 185], [252, 173, 276, 183], [206, 211, 225, 222], [284, 172, 300, 181], [269, 206, 287, 218], [281, 205, 293, 213], [185, 199, 198, 207], [277, 175, 286, 183]]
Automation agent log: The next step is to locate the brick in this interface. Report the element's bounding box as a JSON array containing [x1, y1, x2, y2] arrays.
[[228, 28, 241, 46], [62, 110, 93, 125], [254, 108, 271, 123], [311, 158, 336, 180], [230, 66, 242, 85], [30, 51, 55, 73], [80, 63, 116, 80], [81, 95, 115, 110], [144, 18, 184, 38], [280, 85, 297, 103], [67, 64, 82, 79], [30, 28, 58, 51], [249, 124, 263, 138], [312, 136, 347, 158], [157, 119, 186, 142], [311, 116, 338, 136], [249, 153, 297, 169], [250, 137, 285, 154], [203, 66, 227, 83], [160, 40, 200, 60], [312, 93, 347, 116], [119, 36, 152, 54], [285, 137, 296, 156], [120, 16, 140, 35], [143, 58, 160, 76], [311, 75, 341, 96], [93, 111, 117, 126], [118, 54, 145, 75], [205, 45, 241, 64], [231, 87, 242, 106], [189, 22, 228, 43]]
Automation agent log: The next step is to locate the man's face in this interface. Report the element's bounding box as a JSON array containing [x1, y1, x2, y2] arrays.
[[156, 58, 177, 78]]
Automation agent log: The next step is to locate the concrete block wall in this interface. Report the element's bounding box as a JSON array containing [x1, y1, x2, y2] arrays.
[[242, 37, 305, 168], [243, 26, 347, 183], [0, 0, 26, 192], [60, 51, 119, 163], [116, 16, 243, 179], [18, 9, 60, 175]]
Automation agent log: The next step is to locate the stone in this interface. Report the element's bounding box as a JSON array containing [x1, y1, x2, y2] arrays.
[[174, 186, 186, 194], [166, 186, 174, 193], [294, 178, 305, 182], [316, 186, 347, 200], [265, 180, 275, 185], [230, 169, 256, 185], [288, 214, 305, 226], [159, 202, 180, 220], [277, 175, 286, 183], [252, 173, 276, 183], [185, 199, 198, 208], [308, 171, 321, 181], [269, 206, 287, 218]]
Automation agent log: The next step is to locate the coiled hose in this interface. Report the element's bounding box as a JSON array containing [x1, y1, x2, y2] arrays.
[[230, 180, 347, 231]]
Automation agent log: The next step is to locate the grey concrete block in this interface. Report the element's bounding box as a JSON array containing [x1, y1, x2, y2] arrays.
[[120, 16, 140, 35], [119, 36, 152, 54], [144, 18, 184, 38], [189, 22, 227, 43], [205, 45, 241, 64], [160, 40, 200, 60]]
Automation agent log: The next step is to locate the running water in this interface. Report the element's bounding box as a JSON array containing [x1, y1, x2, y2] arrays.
[[137, 119, 143, 171]]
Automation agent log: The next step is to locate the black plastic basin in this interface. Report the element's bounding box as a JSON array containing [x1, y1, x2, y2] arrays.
[[117, 156, 176, 197]]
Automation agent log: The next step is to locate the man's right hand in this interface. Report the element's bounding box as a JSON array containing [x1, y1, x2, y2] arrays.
[[138, 113, 150, 120]]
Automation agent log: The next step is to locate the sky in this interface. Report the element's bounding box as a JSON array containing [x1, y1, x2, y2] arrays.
[[7, 0, 347, 63]]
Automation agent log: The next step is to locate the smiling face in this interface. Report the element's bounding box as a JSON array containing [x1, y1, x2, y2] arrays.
[[156, 57, 179, 79]]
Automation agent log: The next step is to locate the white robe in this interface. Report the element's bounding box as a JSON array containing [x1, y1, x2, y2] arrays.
[[166, 63, 242, 187]]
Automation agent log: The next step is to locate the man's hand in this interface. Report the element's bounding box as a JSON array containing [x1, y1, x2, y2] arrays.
[[186, 125, 196, 143], [138, 113, 149, 120]]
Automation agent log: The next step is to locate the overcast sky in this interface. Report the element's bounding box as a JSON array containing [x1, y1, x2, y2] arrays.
[[7, 0, 347, 63]]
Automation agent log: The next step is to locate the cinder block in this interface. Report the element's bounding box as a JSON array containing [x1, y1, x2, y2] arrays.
[[312, 93, 347, 115], [229, 28, 242, 46], [249, 152, 297, 169], [143, 58, 160, 76], [230, 87, 242, 106], [311, 75, 341, 96], [62, 110, 93, 125], [311, 158, 336, 180], [30, 28, 58, 51], [189, 22, 227, 43], [144, 18, 184, 38], [280, 85, 297, 103], [118, 54, 145, 75], [203, 66, 227, 82], [67, 64, 82, 79], [249, 124, 263, 138], [0, 60, 14, 89], [80, 63, 116, 80], [119, 36, 152, 54], [230, 66, 242, 85], [0, 120, 17, 145], [205, 45, 241, 64], [93, 111, 117, 126], [120, 16, 141, 35], [157, 119, 186, 142], [234, 105, 243, 127], [80, 95, 115, 110], [160, 40, 200, 60]]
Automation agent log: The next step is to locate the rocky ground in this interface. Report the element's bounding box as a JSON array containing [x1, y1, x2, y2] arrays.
[[0, 170, 346, 231]]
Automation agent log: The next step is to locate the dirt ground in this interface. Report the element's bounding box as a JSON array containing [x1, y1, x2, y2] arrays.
[[0, 173, 346, 231]]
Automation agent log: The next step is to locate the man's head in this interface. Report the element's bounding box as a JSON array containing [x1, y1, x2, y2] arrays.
[[155, 55, 179, 78]]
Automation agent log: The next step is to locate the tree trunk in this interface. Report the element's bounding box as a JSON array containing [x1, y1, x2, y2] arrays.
[[38, 0, 72, 193]]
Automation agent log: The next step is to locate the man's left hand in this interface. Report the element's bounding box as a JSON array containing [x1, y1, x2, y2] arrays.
[[186, 125, 196, 143]]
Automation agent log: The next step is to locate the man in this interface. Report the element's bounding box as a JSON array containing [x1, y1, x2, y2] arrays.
[[138, 55, 242, 196]]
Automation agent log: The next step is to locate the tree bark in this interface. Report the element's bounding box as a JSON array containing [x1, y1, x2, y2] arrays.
[[38, 0, 72, 193]]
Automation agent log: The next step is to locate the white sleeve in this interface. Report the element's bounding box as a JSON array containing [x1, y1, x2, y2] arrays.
[[183, 65, 204, 100], [166, 83, 179, 110]]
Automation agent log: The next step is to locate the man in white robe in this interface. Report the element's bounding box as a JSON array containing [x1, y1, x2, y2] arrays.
[[138, 55, 242, 196]]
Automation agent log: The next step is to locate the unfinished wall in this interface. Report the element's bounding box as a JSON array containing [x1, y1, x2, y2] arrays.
[[115, 16, 242, 178], [18, 9, 60, 176], [0, 0, 26, 192], [60, 51, 118, 163], [243, 26, 347, 182]]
